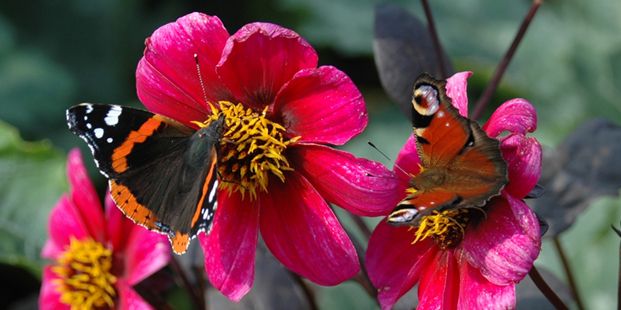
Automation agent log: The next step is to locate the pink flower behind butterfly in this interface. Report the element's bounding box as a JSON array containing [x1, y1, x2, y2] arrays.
[[136, 12, 399, 301], [365, 72, 542, 310], [39, 149, 170, 310]]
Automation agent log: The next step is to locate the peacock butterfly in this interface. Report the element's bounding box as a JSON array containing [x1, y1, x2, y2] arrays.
[[387, 74, 508, 227]]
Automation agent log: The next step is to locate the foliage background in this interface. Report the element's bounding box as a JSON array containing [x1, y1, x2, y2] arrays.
[[1, 0, 620, 309]]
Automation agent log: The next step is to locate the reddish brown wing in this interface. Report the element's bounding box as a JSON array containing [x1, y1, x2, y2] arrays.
[[388, 74, 508, 226]]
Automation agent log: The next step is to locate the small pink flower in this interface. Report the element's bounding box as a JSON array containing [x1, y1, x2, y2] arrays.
[[366, 72, 542, 310], [39, 149, 170, 310], [136, 12, 398, 301]]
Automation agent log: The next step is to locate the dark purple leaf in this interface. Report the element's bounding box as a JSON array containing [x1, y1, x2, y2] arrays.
[[527, 118, 621, 236], [373, 3, 453, 121]]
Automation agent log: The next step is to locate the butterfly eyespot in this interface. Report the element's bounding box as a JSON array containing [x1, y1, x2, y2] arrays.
[[415, 85, 440, 116], [387, 208, 419, 225]]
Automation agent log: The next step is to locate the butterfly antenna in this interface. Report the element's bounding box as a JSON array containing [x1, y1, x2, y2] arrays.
[[217, 170, 250, 192], [443, 213, 466, 237], [367, 141, 410, 177], [194, 54, 209, 105]]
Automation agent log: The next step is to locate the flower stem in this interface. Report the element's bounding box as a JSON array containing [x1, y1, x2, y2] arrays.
[[288, 270, 319, 310], [554, 237, 585, 310], [170, 255, 206, 310], [348, 213, 372, 240], [610, 224, 621, 310], [529, 265, 570, 310], [342, 213, 378, 300], [471, 0, 542, 121], [421, 0, 448, 79]]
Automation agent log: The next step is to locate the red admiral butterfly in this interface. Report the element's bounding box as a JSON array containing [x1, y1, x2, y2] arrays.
[[67, 103, 223, 254]]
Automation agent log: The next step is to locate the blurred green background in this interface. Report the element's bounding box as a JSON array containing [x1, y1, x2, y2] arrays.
[[1, 0, 621, 309]]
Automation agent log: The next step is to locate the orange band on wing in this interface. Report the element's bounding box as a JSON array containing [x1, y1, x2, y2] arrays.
[[191, 149, 218, 228], [109, 180, 160, 230], [111, 116, 164, 173]]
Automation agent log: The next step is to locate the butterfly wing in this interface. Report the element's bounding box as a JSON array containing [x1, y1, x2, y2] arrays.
[[67, 104, 221, 254], [388, 74, 508, 226]]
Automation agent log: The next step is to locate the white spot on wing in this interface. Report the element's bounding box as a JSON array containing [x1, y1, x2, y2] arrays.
[[86, 123, 92, 129], [94, 128, 104, 139], [107, 137, 113, 143], [104, 106, 122, 126], [85, 105, 93, 114], [437, 111, 445, 118], [209, 180, 219, 203]]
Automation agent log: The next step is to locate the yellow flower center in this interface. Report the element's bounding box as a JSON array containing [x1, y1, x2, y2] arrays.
[[51, 237, 117, 310], [195, 101, 300, 200], [411, 209, 474, 249]]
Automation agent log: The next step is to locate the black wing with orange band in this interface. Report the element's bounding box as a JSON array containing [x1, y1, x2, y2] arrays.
[[67, 103, 223, 254]]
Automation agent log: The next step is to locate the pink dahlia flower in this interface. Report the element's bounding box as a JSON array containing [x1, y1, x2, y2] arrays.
[[136, 12, 398, 301], [365, 72, 542, 310], [39, 149, 170, 310]]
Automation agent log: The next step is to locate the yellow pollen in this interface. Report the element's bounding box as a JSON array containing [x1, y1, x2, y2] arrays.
[[196, 101, 300, 200], [412, 209, 471, 249], [51, 237, 117, 310]]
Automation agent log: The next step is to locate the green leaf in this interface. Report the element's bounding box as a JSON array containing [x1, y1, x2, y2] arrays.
[[0, 120, 67, 276]]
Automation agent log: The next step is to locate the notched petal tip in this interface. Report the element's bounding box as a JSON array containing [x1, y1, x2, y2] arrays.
[[483, 98, 538, 137]]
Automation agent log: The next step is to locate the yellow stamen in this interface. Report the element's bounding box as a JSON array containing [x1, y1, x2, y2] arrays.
[[195, 101, 300, 200], [412, 209, 471, 249], [51, 237, 117, 310]]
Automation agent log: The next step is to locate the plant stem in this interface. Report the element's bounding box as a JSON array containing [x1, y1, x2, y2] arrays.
[[170, 255, 206, 310], [471, 0, 542, 121], [554, 237, 585, 310], [611, 224, 621, 310], [342, 214, 378, 300], [529, 265, 570, 310], [421, 0, 448, 79], [288, 270, 319, 310], [348, 213, 372, 240]]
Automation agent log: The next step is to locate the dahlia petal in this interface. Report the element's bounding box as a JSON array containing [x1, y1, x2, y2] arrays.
[[104, 192, 135, 253], [39, 266, 69, 310], [201, 189, 259, 302], [366, 220, 435, 310], [289, 144, 400, 216], [445, 71, 472, 117], [42, 195, 91, 260], [417, 249, 460, 310], [500, 134, 542, 198], [457, 258, 516, 309], [482, 98, 537, 137], [122, 218, 170, 286], [274, 66, 367, 145], [217, 22, 318, 109], [67, 149, 105, 241], [394, 134, 422, 194], [137, 12, 232, 126], [117, 280, 156, 310], [461, 196, 541, 285], [259, 171, 359, 286]]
